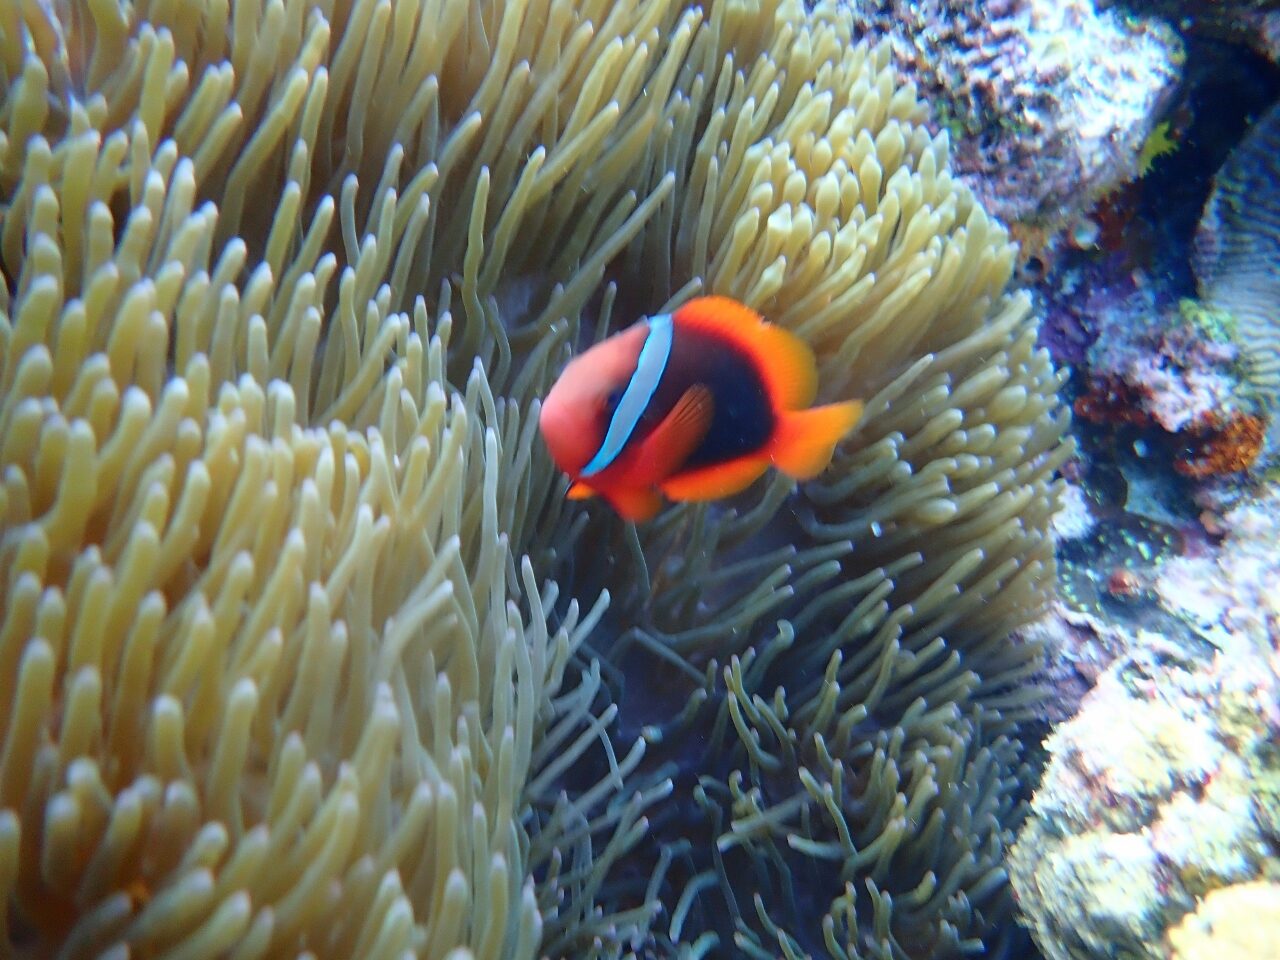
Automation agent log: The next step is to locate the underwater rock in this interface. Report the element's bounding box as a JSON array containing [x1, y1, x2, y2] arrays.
[[1015, 482, 1155, 724], [845, 0, 1183, 232], [1079, 298, 1247, 437], [1018, 600, 1143, 725], [1122, 0, 1280, 64], [1063, 284, 1266, 483], [1155, 482, 1280, 650], [1010, 605, 1280, 960]]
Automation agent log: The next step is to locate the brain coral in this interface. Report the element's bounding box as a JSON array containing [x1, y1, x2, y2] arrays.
[[0, 0, 1070, 957], [1195, 98, 1280, 402]]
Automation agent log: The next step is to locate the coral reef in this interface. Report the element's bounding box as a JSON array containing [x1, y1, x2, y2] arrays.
[[1005, 13, 1280, 959], [0, 0, 1072, 957], [1011, 640, 1280, 960], [1155, 481, 1280, 650], [1039, 250, 1266, 486], [1081, 297, 1248, 438], [1014, 476, 1185, 724], [1024, 420, 1279, 726], [844, 0, 1183, 233], [1011, 484, 1280, 960]]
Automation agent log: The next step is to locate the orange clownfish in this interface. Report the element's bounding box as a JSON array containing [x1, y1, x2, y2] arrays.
[[538, 296, 863, 522]]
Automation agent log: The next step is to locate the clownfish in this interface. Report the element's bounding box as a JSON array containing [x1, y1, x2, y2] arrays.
[[538, 296, 863, 522]]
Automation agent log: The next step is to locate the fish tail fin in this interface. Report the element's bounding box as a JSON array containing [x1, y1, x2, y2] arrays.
[[769, 400, 863, 479]]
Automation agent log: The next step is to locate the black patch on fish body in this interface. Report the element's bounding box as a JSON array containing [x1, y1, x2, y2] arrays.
[[631, 324, 775, 471]]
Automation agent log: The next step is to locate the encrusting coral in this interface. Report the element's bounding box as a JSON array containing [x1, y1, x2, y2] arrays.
[[1009, 629, 1280, 960], [841, 0, 1183, 234], [0, 0, 1071, 957], [1168, 881, 1280, 960]]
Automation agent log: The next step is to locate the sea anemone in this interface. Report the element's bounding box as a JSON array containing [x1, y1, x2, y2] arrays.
[[0, 0, 1070, 956]]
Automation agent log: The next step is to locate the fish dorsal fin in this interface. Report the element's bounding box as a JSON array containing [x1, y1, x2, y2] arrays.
[[631, 384, 714, 485], [672, 296, 818, 410]]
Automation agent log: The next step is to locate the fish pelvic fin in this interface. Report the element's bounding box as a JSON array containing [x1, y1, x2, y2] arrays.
[[604, 486, 666, 522], [769, 399, 863, 480]]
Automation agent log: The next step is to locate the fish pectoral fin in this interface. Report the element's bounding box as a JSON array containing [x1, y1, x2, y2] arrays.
[[631, 383, 714, 484], [769, 400, 864, 480], [566, 481, 597, 500], [661, 455, 771, 502], [605, 486, 665, 522]]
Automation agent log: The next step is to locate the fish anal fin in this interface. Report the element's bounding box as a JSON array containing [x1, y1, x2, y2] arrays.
[[605, 486, 665, 522], [661, 455, 771, 502], [631, 384, 714, 484], [673, 297, 818, 409], [769, 400, 864, 479]]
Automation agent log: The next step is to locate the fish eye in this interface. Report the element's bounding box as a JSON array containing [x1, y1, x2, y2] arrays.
[[603, 387, 625, 415]]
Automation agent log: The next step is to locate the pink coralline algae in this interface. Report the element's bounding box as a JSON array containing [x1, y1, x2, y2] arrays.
[[845, 0, 1183, 232], [1155, 482, 1280, 650], [1062, 287, 1267, 480]]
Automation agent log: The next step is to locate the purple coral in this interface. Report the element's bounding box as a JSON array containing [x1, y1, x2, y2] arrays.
[[1083, 295, 1245, 436]]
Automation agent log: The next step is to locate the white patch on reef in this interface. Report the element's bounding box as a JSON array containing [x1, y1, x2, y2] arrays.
[[1025, 0, 1181, 184], [1052, 482, 1096, 541]]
